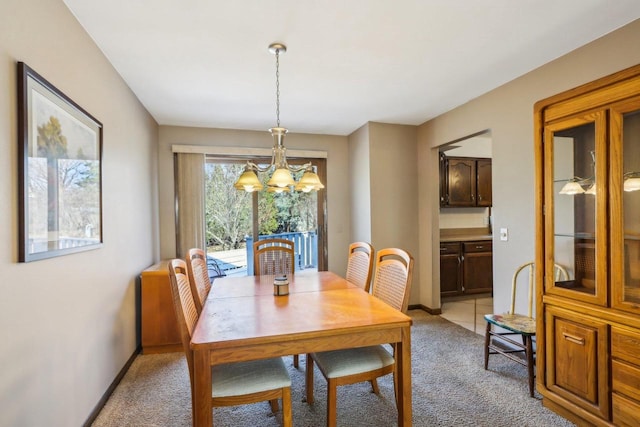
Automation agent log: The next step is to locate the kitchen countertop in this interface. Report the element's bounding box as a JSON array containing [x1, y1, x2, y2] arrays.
[[440, 227, 493, 243]]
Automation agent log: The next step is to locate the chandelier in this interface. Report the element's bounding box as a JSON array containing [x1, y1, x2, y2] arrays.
[[234, 43, 324, 193], [559, 150, 640, 194]]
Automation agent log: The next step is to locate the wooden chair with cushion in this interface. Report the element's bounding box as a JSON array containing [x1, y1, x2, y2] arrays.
[[253, 237, 299, 367], [484, 261, 568, 397], [167, 259, 293, 426], [305, 248, 414, 427], [253, 238, 295, 276], [185, 248, 211, 315], [345, 242, 375, 292]]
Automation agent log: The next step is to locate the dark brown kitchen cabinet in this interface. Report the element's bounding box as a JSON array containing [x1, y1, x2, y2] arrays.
[[440, 240, 492, 297], [440, 155, 492, 207], [440, 242, 462, 296], [476, 159, 492, 206], [462, 241, 493, 294]]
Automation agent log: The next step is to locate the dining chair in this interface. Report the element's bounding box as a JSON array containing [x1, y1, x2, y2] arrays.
[[345, 241, 374, 292], [305, 248, 414, 427], [484, 261, 568, 397], [253, 238, 300, 368], [185, 248, 211, 315], [253, 238, 295, 276], [167, 259, 293, 426]]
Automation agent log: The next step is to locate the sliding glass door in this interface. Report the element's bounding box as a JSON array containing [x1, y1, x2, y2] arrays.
[[204, 156, 327, 277]]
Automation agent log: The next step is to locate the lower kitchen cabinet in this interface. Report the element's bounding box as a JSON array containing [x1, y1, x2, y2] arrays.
[[440, 242, 462, 296], [462, 241, 493, 294], [440, 240, 492, 297]]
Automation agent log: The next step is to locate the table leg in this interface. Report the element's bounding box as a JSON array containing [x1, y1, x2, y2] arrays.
[[193, 349, 212, 426], [396, 326, 412, 426]]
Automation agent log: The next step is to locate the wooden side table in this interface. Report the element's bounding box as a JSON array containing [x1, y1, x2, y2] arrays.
[[140, 260, 182, 354]]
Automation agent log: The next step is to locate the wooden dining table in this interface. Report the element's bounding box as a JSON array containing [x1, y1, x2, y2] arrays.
[[190, 270, 413, 426]]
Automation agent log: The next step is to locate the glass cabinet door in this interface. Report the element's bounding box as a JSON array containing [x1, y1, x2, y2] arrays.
[[611, 100, 640, 313], [544, 111, 608, 306]]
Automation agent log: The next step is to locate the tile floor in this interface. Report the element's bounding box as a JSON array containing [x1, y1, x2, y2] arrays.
[[440, 296, 493, 335]]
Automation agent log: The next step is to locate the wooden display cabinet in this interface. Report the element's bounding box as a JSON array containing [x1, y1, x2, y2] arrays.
[[140, 260, 182, 354], [535, 64, 640, 426]]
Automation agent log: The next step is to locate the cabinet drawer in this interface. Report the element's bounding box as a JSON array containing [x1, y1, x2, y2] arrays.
[[612, 327, 640, 366], [463, 241, 492, 253], [440, 242, 461, 255], [612, 359, 640, 402], [613, 392, 640, 427]]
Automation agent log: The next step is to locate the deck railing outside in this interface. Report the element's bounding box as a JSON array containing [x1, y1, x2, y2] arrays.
[[245, 231, 318, 275]]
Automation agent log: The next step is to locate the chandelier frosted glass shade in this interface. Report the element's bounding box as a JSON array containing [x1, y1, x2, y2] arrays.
[[234, 166, 263, 192], [295, 169, 325, 192], [559, 179, 586, 195], [624, 176, 640, 192], [267, 168, 296, 188]]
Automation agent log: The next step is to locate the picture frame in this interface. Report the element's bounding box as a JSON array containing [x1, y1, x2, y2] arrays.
[[17, 62, 103, 262]]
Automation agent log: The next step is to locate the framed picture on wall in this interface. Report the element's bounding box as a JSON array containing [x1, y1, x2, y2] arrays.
[[17, 62, 103, 262]]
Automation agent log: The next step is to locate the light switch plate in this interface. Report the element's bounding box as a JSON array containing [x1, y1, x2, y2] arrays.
[[500, 228, 508, 241]]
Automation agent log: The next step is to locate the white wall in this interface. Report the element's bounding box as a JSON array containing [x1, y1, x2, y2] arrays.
[[419, 18, 640, 314], [0, 0, 159, 425], [158, 126, 352, 276]]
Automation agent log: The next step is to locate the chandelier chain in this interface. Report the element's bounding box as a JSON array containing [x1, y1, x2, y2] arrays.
[[275, 48, 280, 127]]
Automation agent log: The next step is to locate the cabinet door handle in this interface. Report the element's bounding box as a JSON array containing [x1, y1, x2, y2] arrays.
[[562, 332, 585, 345], [475, 245, 484, 249]]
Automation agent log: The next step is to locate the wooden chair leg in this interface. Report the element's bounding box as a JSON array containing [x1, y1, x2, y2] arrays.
[[293, 354, 299, 368], [526, 335, 535, 397], [484, 321, 491, 370], [269, 399, 279, 413], [393, 372, 399, 408], [369, 379, 380, 394], [282, 387, 292, 427], [305, 354, 315, 404], [327, 379, 338, 427]]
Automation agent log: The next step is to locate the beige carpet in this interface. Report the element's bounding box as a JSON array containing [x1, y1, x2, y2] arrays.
[[91, 310, 575, 426]]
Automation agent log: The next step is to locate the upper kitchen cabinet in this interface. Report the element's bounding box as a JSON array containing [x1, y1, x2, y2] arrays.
[[440, 154, 492, 207]]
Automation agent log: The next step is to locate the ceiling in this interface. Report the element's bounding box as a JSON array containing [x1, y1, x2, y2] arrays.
[[63, 1, 640, 136]]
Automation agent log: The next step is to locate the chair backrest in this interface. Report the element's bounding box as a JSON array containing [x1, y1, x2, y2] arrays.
[[345, 242, 375, 292], [510, 261, 569, 317], [253, 238, 295, 276], [186, 248, 211, 315], [168, 258, 198, 388], [371, 248, 414, 313]]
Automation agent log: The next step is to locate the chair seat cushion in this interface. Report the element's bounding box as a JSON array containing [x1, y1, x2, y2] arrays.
[[211, 357, 290, 398], [484, 313, 536, 335], [310, 345, 394, 379]]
